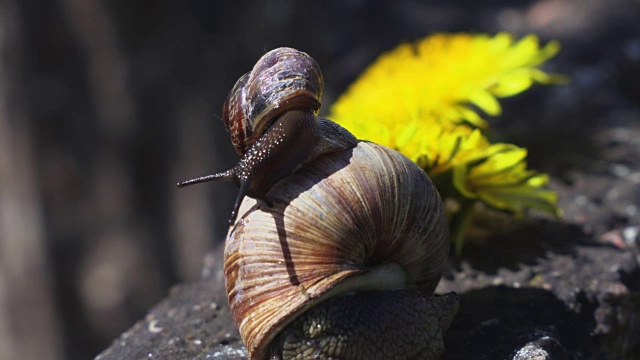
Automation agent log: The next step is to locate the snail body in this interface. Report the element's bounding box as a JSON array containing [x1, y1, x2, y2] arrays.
[[178, 48, 458, 359]]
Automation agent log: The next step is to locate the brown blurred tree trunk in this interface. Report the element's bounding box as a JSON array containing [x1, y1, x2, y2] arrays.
[[0, 0, 64, 359]]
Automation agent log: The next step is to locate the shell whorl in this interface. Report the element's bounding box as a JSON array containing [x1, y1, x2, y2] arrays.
[[223, 141, 449, 359], [222, 47, 324, 155]]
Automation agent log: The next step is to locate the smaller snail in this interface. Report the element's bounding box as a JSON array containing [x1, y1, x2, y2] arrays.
[[177, 47, 357, 224]]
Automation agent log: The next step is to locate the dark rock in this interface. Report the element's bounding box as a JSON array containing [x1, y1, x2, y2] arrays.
[[96, 254, 246, 360]]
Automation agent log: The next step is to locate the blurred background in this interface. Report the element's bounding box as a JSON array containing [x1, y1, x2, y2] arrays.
[[0, 0, 638, 359]]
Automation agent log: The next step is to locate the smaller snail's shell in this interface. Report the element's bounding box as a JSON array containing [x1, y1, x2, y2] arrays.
[[224, 141, 449, 359], [222, 48, 323, 155]]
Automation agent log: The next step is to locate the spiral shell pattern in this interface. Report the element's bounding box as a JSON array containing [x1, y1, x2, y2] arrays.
[[222, 47, 323, 155], [224, 141, 449, 359]]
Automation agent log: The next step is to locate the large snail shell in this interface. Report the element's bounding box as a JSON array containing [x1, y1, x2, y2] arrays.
[[222, 48, 323, 155], [224, 141, 449, 359]]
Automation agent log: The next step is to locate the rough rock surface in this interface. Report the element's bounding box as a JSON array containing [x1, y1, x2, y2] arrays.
[[96, 253, 246, 360], [440, 229, 640, 359]]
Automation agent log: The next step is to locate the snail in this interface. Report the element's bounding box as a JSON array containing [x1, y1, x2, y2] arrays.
[[178, 48, 458, 360], [177, 47, 357, 224]]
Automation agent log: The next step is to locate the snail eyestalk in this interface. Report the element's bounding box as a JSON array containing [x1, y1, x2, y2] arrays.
[[176, 168, 236, 188], [177, 168, 248, 224]]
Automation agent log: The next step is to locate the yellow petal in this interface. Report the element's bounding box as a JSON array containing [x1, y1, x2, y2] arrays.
[[468, 89, 502, 116], [491, 69, 535, 97], [467, 146, 527, 181]]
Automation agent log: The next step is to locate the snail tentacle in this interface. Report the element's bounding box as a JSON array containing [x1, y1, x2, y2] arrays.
[[176, 167, 244, 224], [176, 168, 236, 188]]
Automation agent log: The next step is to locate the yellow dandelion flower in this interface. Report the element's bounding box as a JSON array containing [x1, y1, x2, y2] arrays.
[[330, 32, 562, 139]]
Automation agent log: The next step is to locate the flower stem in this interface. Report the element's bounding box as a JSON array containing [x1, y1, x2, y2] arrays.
[[451, 200, 476, 256]]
